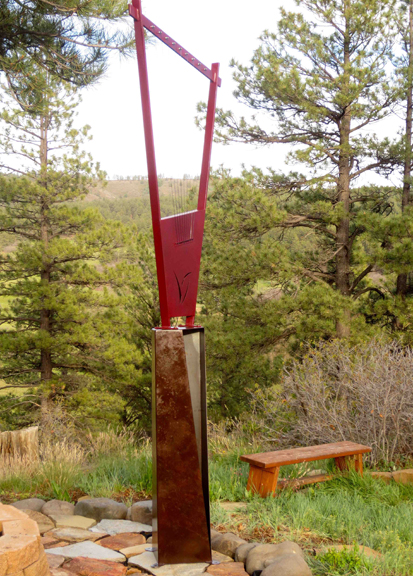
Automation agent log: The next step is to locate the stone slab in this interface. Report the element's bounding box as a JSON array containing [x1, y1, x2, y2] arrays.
[[119, 544, 148, 559], [24, 550, 50, 576], [48, 527, 107, 543], [90, 520, 151, 536], [207, 563, 248, 576], [43, 540, 69, 550], [212, 551, 234, 564], [49, 515, 97, 529], [46, 541, 126, 562], [19, 509, 55, 535], [0, 534, 40, 572], [128, 551, 208, 576], [99, 533, 146, 551], [2, 518, 39, 537], [46, 554, 66, 569], [65, 556, 128, 575]]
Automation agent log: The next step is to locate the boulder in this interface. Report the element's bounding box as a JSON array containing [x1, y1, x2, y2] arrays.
[[235, 543, 257, 564], [130, 501, 152, 525], [211, 532, 224, 549], [261, 553, 312, 576], [20, 509, 55, 535], [371, 472, 393, 484], [392, 469, 413, 485], [42, 500, 75, 517], [74, 498, 128, 522], [246, 542, 304, 575], [212, 532, 247, 558], [65, 556, 128, 575], [11, 498, 45, 512]]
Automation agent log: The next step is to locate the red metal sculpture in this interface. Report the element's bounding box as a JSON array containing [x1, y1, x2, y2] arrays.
[[129, 0, 221, 328]]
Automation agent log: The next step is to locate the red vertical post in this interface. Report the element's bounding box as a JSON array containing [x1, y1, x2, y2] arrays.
[[198, 63, 220, 212], [131, 0, 170, 327]]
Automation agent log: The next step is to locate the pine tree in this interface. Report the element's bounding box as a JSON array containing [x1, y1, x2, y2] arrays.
[[396, 0, 413, 299], [0, 72, 140, 430], [202, 0, 401, 337], [0, 0, 132, 88]]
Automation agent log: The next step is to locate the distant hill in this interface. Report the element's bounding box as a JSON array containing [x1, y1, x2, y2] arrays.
[[86, 178, 200, 202]]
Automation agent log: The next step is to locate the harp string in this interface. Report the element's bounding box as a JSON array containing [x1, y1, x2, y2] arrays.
[[171, 179, 195, 243]]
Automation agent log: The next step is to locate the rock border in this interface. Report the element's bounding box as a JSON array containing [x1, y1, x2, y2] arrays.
[[0, 504, 50, 575]]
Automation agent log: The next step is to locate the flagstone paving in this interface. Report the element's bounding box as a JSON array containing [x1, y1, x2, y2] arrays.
[[90, 519, 152, 536], [46, 540, 126, 562], [128, 551, 209, 576], [99, 532, 147, 550]]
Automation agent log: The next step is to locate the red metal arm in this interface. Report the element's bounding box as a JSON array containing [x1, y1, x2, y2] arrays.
[[129, 1, 221, 328], [198, 63, 220, 211]]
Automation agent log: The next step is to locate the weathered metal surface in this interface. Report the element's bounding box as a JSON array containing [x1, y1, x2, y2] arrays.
[[152, 328, 211, 565]]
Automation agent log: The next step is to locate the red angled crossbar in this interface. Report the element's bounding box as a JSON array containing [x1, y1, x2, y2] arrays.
[[129, 0, 221, 329]]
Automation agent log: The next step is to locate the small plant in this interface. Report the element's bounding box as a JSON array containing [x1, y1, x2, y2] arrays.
[[49, 480, 71, 502], [312, 545, 373, 575]]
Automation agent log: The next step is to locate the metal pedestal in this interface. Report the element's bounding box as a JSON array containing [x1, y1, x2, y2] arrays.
[[152, 327, 211, 565]]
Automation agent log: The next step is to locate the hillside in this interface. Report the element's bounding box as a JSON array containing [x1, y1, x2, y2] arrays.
[[86, 178, 199, 202]]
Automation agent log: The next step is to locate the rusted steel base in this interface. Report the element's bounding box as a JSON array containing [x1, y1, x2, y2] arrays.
[[152, 328, 211, 565]]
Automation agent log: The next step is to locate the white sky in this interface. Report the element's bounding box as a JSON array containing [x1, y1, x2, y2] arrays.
[[76, 0, 289, 179], [75, 0, 404, 188]]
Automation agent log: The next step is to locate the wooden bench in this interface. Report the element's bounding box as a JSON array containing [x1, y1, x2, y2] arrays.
[[240, 441, 372, 497]]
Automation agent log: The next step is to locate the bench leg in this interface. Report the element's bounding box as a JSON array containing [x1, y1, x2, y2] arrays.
[[335, 455, 364, 475], [334, 456, 350, 471], [354, 453, 363, 476], [247, 465, 280, 497]]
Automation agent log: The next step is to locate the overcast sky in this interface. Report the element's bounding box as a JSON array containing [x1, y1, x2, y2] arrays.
[[76, 0, 290, 179]]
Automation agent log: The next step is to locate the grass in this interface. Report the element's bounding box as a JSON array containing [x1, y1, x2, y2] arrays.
[[209, 470, 413, 575], [1, 430, 413, 575]]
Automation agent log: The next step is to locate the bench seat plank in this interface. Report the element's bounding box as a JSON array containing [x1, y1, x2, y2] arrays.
[[240, 441, 371, 469]]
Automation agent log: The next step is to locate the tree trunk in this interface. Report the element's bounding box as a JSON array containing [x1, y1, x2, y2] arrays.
[[39, 113, 53, 424], [397, 0, 413, 300], [336, 5, 352, 338]]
